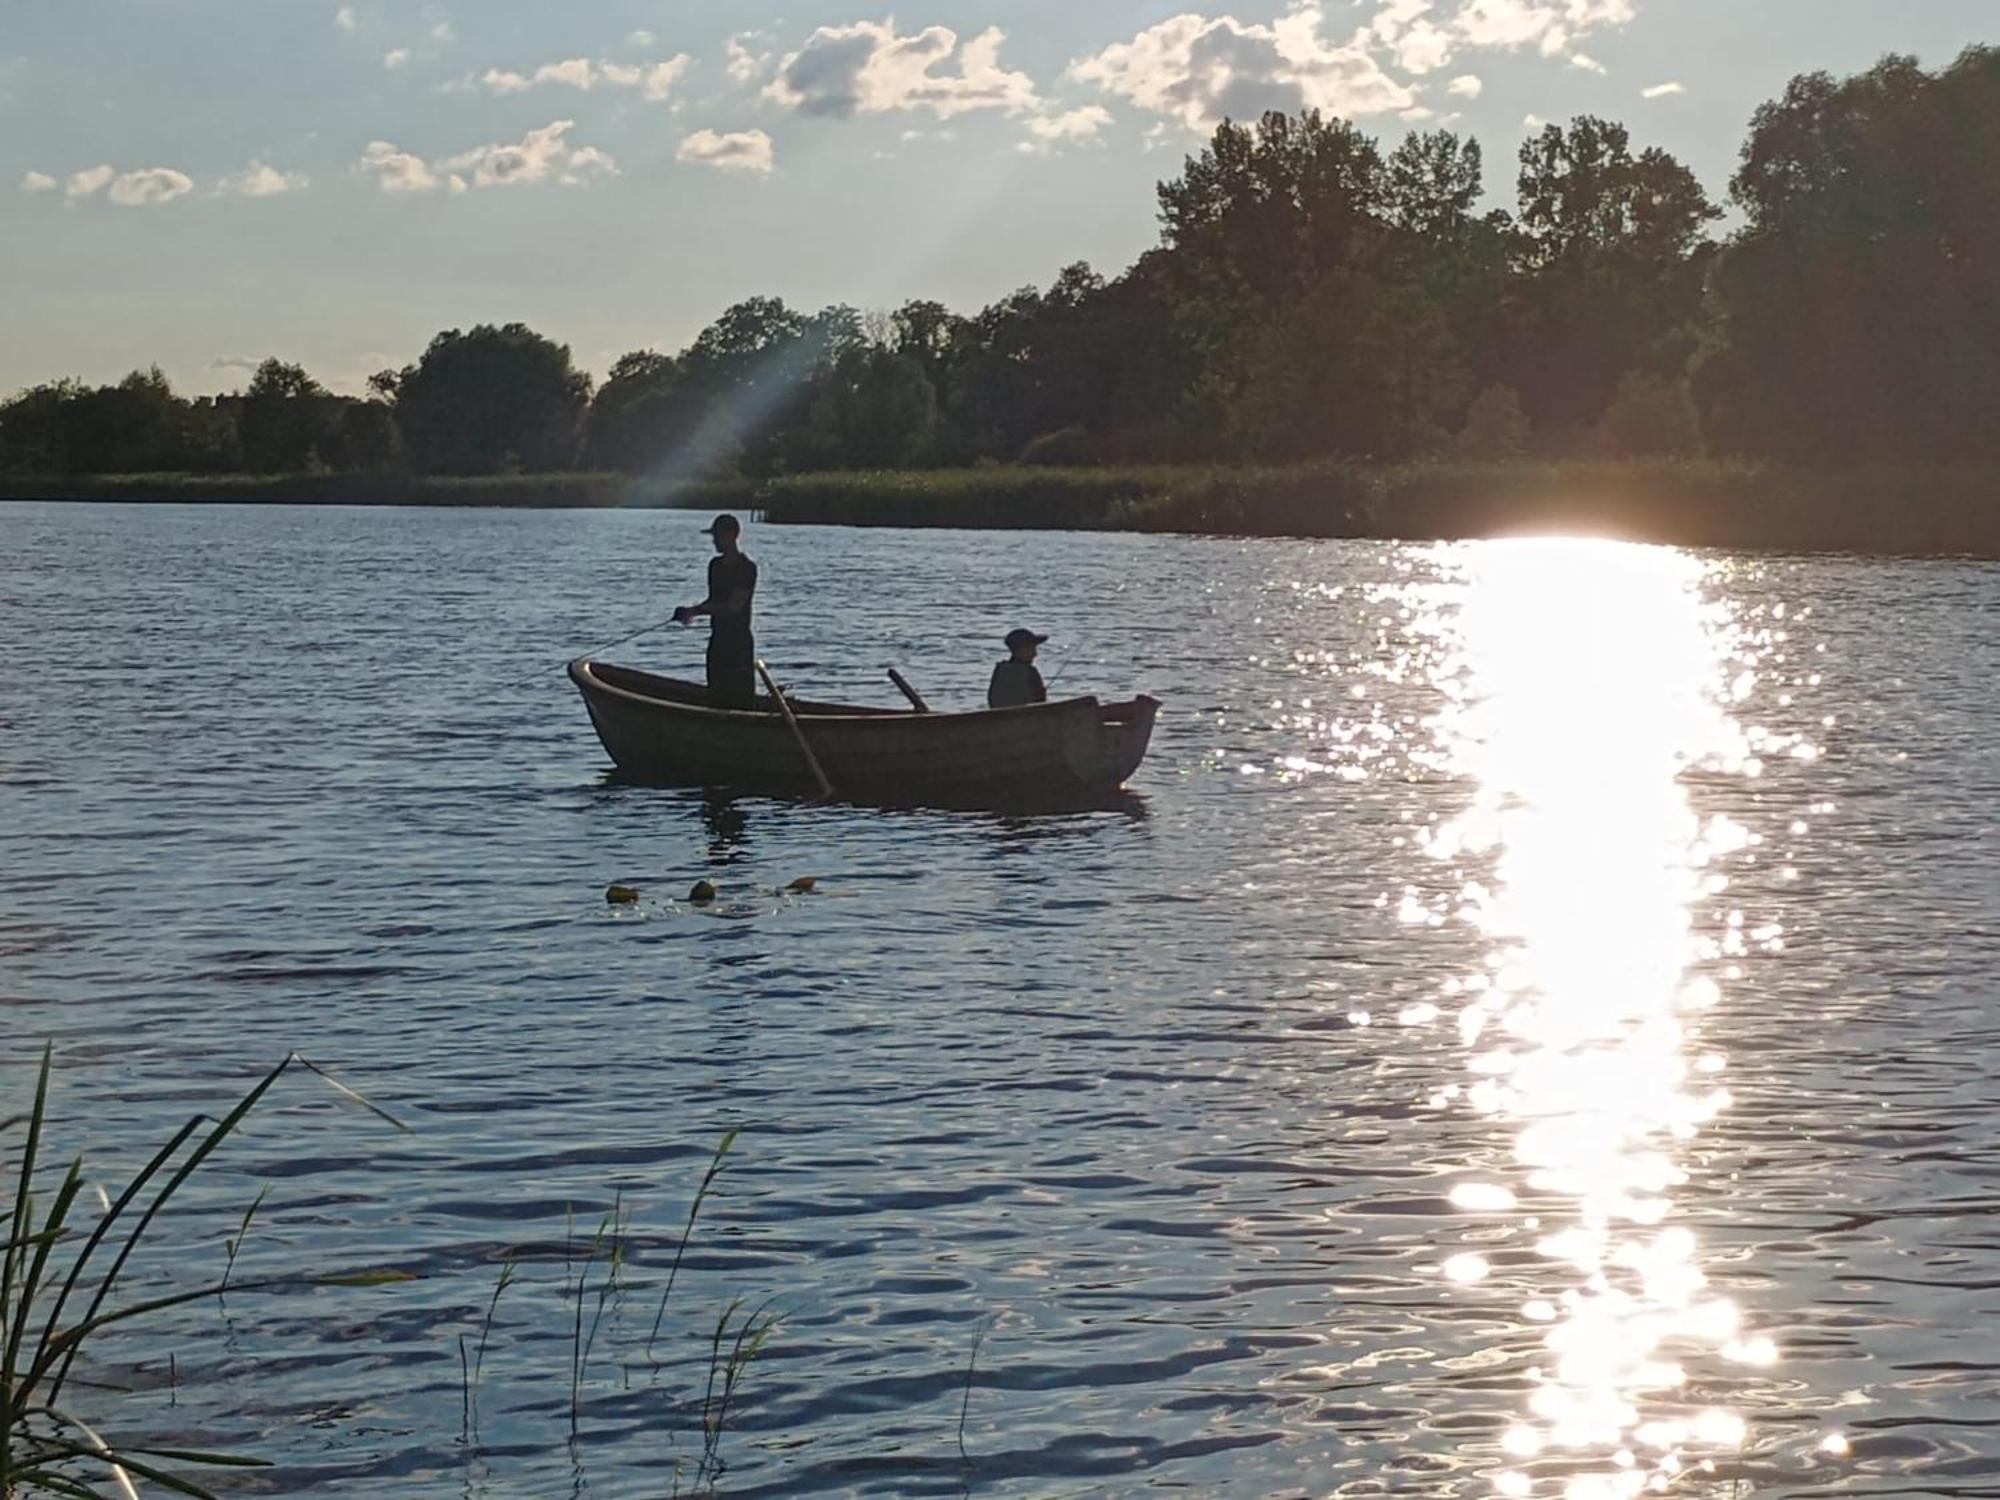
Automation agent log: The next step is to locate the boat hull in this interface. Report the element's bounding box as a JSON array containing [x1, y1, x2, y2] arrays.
[[569, 659, 1158, 807]]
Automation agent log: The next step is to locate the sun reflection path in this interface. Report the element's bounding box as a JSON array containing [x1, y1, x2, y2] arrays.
[[1423, 540, 1767, 1500]]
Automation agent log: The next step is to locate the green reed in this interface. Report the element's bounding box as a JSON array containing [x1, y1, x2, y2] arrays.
[[2, 1046, 404, 1499]]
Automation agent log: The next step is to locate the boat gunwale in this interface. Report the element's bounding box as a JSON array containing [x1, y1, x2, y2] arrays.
[[568, 657, 1148, 727]]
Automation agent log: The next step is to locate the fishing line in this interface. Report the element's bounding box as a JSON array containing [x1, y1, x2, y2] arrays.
[[500, 614, 682, 691]]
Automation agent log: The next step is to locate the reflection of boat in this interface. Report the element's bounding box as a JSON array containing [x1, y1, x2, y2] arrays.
[[570, 659, 1159, 808]]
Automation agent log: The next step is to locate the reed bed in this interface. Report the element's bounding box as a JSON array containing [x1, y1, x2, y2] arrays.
[[3, 1050, 765, 1499]]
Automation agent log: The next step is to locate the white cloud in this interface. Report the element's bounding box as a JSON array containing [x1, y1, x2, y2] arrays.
[[726, 32, 771, 83], [628, 29, 656, 50], [221, 161, 308, 197], [1071, 7, 1413, 132], [1569, 51, 1605, 73], [484, 57, 590, 92], [334, 5, 356, 31], [1447, 73, 1483, 97], [600, 56, 691, 101], [1026, 105, 1113, 143], [440, 119, 615, 188], [766, 21, 1037, 119], [1642, 80, 1684, 98], [384, 47, 410, 69], [1523, 112, 1545, 128], [1370, 0, 1455, 74], [19, 170, 57, 192], [431, 21, 455, 43], [362, 124, 613, 194], [358, 140, 440, 193], [1401, 104, 1437, 120], [677, 127, 775, 175], [1449, 0, 1637, 59], [66, 164, 114, 198], [482, 54, 690, 101], [108, 168, 194, 206]]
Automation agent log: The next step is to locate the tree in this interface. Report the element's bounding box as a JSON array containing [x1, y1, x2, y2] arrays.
[[390, 324, 590, 474], [1457, 384, 1530, 459], [798, 347, 939, 469], [238, 359, 334, 472], [1597, 372, 1700, 457], [1698, 48, 2000, 460], [1506, 117, 1719, 440]]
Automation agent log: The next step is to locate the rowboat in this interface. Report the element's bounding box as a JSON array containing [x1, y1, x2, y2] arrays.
[[569, 659, 1159, 807]]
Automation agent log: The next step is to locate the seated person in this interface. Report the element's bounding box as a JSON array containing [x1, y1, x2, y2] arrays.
[[988, 628, 1049, 709]]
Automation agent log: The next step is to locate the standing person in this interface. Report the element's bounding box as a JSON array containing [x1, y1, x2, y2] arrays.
[[673, 514, 759, 709], [987, 628, 1049, 709]]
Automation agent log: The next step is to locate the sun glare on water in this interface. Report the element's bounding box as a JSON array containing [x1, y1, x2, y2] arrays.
[[1424, 539, 1768, 1498]]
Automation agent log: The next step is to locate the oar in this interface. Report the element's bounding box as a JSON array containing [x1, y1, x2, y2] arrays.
[[756, 659, 835, 802], [886, 668, 930, 713]]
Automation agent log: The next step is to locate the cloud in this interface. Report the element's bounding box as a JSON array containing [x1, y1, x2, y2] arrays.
[[208, 355, 263, 372], [334, 5, 356, 31], [677, 127, 775, 175], [600, 56, 692, 101], [108, 168, 194, 206], [362, 123, 614, 193], [1449, 0, 1637, 59], [1026, 105, 1113, 143], [66, 164, 115, 198], [628, 29, 656, 50], [384, 47, 410, 69], [766, 21, 1037, 119], [19, 170, 57, 192], [726, 32, 771, 83], [481, 54, 690, 101], [220, 161, 308, 197], [358, 140, 440, 193], [1569, 51, 1605, 73], [1523, 111, 1545, 128], [440, 119, 616, 187], [1071, 7, 1413, 132], [1641, 80, 1684, 98], [431, 21, 454, 43], [1447, 73, 1483, 97], [483, 57, 591, 92], [1370, 0, 1455, 74]]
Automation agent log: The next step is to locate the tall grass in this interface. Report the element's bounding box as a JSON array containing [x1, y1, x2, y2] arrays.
[[0, 473, 754, 510], [760, 459, 2000, 556], [2, 1047, 404, 1499]]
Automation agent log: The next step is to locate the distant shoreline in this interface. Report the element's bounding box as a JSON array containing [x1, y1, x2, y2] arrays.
[[6, 461, 1999, 557]]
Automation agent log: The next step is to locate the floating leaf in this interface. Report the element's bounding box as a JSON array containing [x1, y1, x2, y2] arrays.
[[319, 1268, 418, 1286], [605, 884, 640, 905]]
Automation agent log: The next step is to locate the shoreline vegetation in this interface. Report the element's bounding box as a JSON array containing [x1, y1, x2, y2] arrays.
[[7, 461, 2000, 556], [7, 50, 1998, 560]]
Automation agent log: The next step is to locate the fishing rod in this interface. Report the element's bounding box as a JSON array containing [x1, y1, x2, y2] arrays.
[[500, 613, 681, 690], [1042, 639, 1082, 691]]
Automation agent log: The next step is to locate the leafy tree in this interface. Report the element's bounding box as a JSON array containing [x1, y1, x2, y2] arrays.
[[1457, 383, 1531, 459], [1699, 48, 2000, 460], [1597, 372, 1701, 456], [391, 323, 590, 474], [586, 351, 686, 473], [1507, 117, 1719, 440], [238, 359, 335, 472]]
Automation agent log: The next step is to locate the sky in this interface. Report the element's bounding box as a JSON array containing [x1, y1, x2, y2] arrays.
[[2, 1, 1991, 397]]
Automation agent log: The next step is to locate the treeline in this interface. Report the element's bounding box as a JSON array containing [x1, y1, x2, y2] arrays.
[[3, 48, 1994, 479]]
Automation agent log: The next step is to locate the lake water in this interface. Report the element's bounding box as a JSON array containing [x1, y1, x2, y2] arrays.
[[3, 502, 1998, 1499]]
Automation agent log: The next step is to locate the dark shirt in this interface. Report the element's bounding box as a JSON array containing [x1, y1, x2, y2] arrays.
[[987, 659, 1047, 709], [707, 552, 757, 638]]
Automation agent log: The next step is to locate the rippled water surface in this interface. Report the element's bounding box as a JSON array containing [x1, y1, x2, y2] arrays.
[[4, 503, 1998, 1498]]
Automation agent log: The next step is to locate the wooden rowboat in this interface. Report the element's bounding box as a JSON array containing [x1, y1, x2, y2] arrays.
[[569, 659, 1159, 807]]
